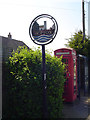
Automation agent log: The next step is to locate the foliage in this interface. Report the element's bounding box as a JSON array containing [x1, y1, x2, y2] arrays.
[[65, 30, 90, 57], [3, 46, 65, 119]]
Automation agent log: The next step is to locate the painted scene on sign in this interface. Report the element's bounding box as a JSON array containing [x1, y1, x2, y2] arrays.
[[32, 18, 55, 43]]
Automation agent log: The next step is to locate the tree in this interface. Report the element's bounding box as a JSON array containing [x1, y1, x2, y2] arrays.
[[65, 31, 90, 90], [65, 30, 90, 57], [3, 46, 65, 119]]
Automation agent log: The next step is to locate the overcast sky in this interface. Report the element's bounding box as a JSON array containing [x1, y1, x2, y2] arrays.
[[0, 0, 89, 52]]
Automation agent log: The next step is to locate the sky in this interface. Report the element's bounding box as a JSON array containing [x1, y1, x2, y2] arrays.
[[0, 0, 89, 53]]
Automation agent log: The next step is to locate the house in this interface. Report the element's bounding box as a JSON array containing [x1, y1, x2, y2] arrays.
[[0, 34, 29, 119]]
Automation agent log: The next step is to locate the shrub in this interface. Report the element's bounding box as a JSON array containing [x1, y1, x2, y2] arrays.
[[3, 46, 65, 119]]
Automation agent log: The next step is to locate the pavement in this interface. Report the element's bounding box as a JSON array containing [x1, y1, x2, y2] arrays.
[[62, 90, 90, 119]]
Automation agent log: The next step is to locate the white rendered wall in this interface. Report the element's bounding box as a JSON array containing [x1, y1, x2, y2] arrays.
[[0, 36, 2, 120]]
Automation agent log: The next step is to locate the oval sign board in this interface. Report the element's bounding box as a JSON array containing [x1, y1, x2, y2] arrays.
[[29, 14, 58, 45]]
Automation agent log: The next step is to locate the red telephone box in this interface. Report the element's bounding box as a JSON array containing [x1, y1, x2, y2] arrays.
[[54, 48, 77, 102]]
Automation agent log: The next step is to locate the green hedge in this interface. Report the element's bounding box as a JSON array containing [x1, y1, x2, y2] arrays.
[[3, 46, 65, 119]]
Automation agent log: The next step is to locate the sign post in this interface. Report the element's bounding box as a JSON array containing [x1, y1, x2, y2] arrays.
[[29, 14, 58, 118], [42, 45, 48, 118]]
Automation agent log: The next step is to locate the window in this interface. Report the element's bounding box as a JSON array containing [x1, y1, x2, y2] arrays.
[[73, 59, 76, 81], [62, 58, 68, 64], [62, 58, 66, 63], [73, 59, 77, 94]]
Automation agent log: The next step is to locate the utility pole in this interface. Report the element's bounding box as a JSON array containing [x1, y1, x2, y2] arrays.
[[82, 0, 85, 41]]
